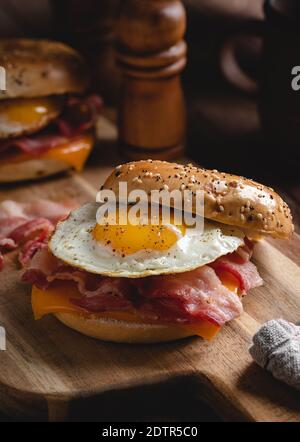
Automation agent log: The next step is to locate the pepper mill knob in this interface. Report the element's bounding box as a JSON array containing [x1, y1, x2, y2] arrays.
[[116, 0, 187, 160]]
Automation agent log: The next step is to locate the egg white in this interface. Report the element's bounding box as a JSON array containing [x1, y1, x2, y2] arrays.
[[0, 97, 62, 139], [49, 203, 245, 278]]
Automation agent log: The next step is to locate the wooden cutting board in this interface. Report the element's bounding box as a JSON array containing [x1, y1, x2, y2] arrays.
[[0, 116, 300, 422]]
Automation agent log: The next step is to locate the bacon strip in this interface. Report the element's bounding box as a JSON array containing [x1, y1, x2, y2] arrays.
[[209, 243, 263, 293], [0, 199, 75, 270], [19, 239, 47, 268], [132, 265, 243, 326], [57, 94, 103, 137], [0, 199, 74, 224], [9, 218, 54, 244], [0, 134, 68, 155], [22, 245, 262, 327]]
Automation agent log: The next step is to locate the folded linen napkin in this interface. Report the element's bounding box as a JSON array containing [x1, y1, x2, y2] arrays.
[[249, 319, 300, 390]]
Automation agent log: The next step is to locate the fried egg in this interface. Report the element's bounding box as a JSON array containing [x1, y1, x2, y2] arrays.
[[49, 203, 245, 278], [0, 96, 63, 139]]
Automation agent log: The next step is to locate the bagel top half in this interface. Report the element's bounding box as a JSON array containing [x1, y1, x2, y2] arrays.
[[102, 160, 294, 239], [0, 39, 89, 100]]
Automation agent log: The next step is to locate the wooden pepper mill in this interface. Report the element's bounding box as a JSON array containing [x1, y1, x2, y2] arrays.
[[116, 0, 187, 160]]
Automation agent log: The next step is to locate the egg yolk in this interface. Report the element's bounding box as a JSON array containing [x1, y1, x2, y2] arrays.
[[1, 97, 61, 124], [93, 208, 186, 256]]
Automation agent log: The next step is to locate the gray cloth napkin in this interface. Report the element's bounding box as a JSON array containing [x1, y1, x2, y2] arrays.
[[249, 319, 300, 390]]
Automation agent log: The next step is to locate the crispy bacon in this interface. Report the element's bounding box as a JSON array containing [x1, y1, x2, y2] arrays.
[[132, 266, 243, 326], [209, 245, 263, 293], [0, 237, 16, 250], [0, 217, 26, 244], [0, 199, 75, 270], [210, 259, 263, 293], [0, 199, 74, 224], [22, 245, 263, 327], [57, 94, 103, 137], [235, 238, 254, 263], [9, 218, 54, 244], [22, 248, 133, 311], [71, 278, 133, 312], [19, 239, 48, 268], [0, 134, 68, 155]]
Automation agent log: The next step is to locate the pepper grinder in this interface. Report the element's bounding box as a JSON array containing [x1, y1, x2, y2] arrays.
[[116, 0, 187, 160]]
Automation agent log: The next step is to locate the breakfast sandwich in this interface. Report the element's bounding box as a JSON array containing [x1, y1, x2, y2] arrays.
[[0, 39, 102, 182], [23, 161, 294, 343]]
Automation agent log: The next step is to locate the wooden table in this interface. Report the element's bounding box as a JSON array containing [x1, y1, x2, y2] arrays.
[[0, 111, 299, 422]]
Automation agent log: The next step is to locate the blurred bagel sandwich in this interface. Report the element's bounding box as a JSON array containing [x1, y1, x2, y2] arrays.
[[0, 39, 102, 182]]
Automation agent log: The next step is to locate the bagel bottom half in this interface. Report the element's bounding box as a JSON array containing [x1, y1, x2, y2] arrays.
[[0, 159, 71, 183], [54, 312, 195, 344]]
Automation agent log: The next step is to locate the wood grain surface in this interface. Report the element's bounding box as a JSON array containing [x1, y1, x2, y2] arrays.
[[0, 115, 299, 422]]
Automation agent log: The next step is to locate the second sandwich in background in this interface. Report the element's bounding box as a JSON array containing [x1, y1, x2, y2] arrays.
[[0, 39, 102, 182]]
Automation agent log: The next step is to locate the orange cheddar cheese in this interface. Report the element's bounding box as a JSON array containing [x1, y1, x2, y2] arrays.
[[218, 270, 241, 295], [40, 134, 94, 172], [31, 281, 221, 340], [2, 134, 94, 172]]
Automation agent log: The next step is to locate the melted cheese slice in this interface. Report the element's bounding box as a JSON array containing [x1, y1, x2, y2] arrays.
[[218, 271, 240, 295], [31, 281, 222, 340], [40, 134, 94, 172], [2, 134, 94, 172]]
